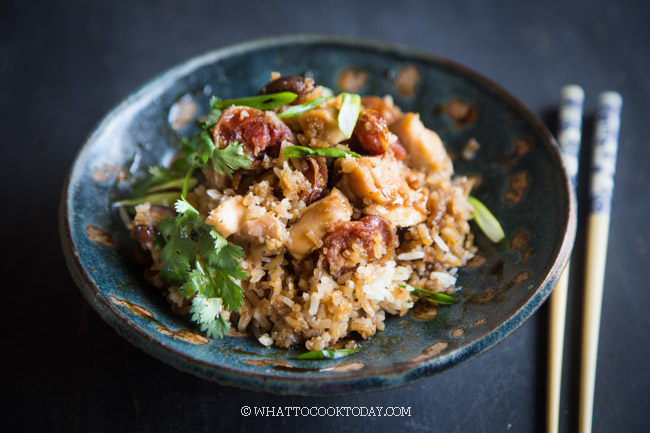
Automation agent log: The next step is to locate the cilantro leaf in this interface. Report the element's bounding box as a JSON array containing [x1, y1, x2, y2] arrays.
[[190, 294, 230, 338], [157, 215, 196, 283], [148, 166, 179, 184], [180, 267, 208, 298], [214, 269, 245, 311], [211, 141, 252, 178]]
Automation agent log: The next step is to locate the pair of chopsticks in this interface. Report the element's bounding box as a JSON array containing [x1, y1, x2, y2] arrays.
[[546, 86, 623, 433]]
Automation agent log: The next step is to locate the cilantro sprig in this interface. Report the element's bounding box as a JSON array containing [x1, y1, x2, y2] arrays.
[[123, 96, 252, 339], [156, 196, 247, 338]]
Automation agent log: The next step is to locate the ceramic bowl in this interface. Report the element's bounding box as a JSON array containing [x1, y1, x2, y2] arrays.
[[60, 35, 575, 395]]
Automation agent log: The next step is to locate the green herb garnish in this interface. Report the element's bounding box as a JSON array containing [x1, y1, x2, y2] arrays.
[[212, 92, 297, 110], [116, 168, 198, 208], [277, 96, 331, 118], [146, 177, 195, 194], [152, 136, 251, 338], [210, 141, 251, 178], [121, 104, 252, 338], [337, 92, 361, 139], [401, 284, 458, 305], [283, 145, 360, 159], [467, 196, 505, 243], [294, 349, 359, 360], [413, 290, 458, 305], [156, 196, 247, 338]]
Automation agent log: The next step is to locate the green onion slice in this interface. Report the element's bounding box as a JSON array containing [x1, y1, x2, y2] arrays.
[[400, 284, 458, 305], [212, 92, 297, 110], [467, 196, 505, 243], [337, 93, 361, 139], [283, 145, 360, 159], [294, 349, 359, 360], [413, 290, 458, 305], [277, 96, 332, 118]]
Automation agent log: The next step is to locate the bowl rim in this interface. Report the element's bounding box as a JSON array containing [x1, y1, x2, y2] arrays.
[[59, 34, 576, 395]]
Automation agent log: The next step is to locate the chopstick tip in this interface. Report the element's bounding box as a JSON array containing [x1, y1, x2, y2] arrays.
[[599, 91, 623, 107], [561, 84, 585, 100]]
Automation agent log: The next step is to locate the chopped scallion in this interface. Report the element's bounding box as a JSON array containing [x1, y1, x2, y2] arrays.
[[294, 349, 359, 360], [467, 196, 505, 243], [337, 93, 361, 139], [401, 284, 458, 305], [283, 145, 360, 159], [277, 97, 331, 118], [212, 92, 297, 110]]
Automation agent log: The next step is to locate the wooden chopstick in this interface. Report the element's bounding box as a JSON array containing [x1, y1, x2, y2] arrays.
[[578, 91, 622, 433], [546, 85, 585, 433]]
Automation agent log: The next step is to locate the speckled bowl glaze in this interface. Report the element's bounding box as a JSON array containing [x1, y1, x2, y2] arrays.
[[60, 35, 575, 395]]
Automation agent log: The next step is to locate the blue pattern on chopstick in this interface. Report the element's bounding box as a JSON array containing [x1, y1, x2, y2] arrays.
[[590, 92, 622, 215], [558, 85, 585, 187]]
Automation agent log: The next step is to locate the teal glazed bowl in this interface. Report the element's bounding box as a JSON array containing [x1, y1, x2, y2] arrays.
[[60, 35, 576, 395]]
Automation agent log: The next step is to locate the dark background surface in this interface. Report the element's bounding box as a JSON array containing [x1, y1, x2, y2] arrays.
[[3, 0, 649, 432]]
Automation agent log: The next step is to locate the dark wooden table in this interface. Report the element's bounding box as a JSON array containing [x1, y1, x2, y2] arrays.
[[4, 0, 649, 431]]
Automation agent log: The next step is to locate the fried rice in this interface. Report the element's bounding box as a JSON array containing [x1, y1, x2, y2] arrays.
[[129, 75, 476, 351]]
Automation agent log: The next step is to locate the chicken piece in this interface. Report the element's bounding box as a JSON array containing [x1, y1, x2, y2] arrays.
[[205, 196, 246, 238], [389, 113, 452, 176], [337, 154, 398, 205], [239, 214, 287, 249], [297, 107, 346, 144], [321, 216, 395, 277], [205, 196, 287, 249], [337, 153, 416, 205], [336, 153, 428, 227], [213, 106, 296, 169], [360, 95, 403, 125], [363, 204, 426, 228], [286, 188, 353, 259]]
